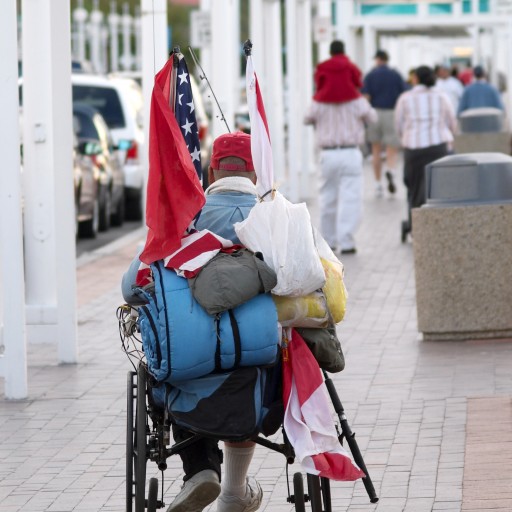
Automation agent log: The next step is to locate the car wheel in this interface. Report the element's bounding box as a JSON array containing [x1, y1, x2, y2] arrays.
[[125, 191, 143, 222], [111, 190, 125, 227], [99, 187, 112, 232], [75, 202, 80, 239], [79, 197, 99, 238]]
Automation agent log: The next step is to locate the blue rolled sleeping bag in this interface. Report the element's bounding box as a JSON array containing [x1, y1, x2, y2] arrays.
[[138, 260, 279, 384]]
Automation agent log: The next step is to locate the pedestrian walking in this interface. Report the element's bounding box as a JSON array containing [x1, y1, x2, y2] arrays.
[[304, 81, 377, 254], [435, 63, 464, 114], [394, 66, 457, 238], [458, 65, 504, 114], [362, 49, 407, 197]]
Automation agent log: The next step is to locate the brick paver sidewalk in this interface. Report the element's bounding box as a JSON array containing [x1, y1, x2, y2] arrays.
[[1, 161, 511, 512]]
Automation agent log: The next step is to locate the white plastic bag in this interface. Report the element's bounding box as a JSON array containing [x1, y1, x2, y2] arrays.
[[234, 192, 326, 296]]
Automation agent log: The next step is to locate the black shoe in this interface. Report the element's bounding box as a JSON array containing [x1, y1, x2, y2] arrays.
[[341, 248, 357, 255], [385, 171, 396, 194]]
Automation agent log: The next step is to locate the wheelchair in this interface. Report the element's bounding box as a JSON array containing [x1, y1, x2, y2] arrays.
[[119, 305, 378, 512], [125, 360, 378, 512]]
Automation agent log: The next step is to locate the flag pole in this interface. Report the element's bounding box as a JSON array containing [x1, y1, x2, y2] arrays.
[[187, 46, 231, 133]]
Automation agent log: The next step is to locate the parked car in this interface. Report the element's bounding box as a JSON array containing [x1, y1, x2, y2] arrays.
[[73, 132, 100, 238], [73, 103, 125, 232], [72, 74, 144, 220]]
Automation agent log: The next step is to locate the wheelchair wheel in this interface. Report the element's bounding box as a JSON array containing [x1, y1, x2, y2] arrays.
[[320, 477, 332, 512], [126, 371, 136, 512], [134, 364, 149, 512], [147, 477, 158, 512], [307, 474, 322, 512], [292, 472, 306, 512]]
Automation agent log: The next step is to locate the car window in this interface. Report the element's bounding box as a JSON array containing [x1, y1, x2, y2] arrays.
[[72, 85, 126, 129], [92, 113, 113, 152], [74, 110, 100, 141]]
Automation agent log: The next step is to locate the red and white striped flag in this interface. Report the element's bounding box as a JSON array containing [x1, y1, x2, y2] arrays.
[[136, 229, 241, 283], [245, 55, 274, 200], [282, 329, 365, 481]]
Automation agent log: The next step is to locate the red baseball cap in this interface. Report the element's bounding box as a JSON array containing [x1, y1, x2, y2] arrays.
[[210, 132, 254, 172]]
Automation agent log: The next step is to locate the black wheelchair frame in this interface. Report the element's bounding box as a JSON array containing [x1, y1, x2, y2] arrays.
[[126, 361, 379, 512]]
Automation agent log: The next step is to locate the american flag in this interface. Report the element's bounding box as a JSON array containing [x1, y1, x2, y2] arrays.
[[173, 52, 202, 181], [139, 52, 205, 265]]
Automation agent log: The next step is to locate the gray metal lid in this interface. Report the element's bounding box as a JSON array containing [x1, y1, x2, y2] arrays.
[[425, 152, 512, 206]]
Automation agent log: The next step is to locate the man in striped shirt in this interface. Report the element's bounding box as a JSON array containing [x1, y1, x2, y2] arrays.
[[304, 96, 377, 254]]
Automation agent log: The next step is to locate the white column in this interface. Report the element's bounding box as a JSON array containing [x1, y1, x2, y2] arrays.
[[199, 0, 212, 87], [73, 0, 88, 62], [285, 0, 300, 202], [0, 0, 28, 399], [507, 21, 512, 129], [335, 0, 353, 45], [250, 0, 264, 72], [89, 0, 104, 73], [141, 0, 168, 222], [121, 2, 133, 71], [109, 1, 120, 72], [363, 23, 376, 73], [134, 6, 142, 71], [316, 0, 332, 62], [249, 0, 285, 187], [210, 0, 240, 138], [22, 0, 78, 362], [263, 0, 285, 188], [297, 0, 315, 200]]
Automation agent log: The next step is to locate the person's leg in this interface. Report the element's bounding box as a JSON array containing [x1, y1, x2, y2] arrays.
[[402, 148, 415, 231], [371, 142, 383, 197], [366, 115, 384, 197], [167, 425, 223, 512], [371, 142, 383, 182], [318, 150, 341, 250], [337, 148, 363, 252], [382, 110, 400, 195], [172, 424, 223, 481], [217, 440, 262, 512]]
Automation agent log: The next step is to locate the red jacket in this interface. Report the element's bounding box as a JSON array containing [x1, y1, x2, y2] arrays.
[[313, 54, 362, 103]]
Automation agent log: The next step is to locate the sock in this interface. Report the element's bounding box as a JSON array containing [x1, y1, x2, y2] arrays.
[[221, 444, 255, 498]]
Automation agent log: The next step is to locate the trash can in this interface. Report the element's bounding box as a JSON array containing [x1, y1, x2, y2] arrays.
[[425, 152, 512, 206], [458, 107, 504, 133], [454, 108, 510, 153], [412, 152, 512, 341]]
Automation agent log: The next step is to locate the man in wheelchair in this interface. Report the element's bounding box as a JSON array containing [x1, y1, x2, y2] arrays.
[[123, 132, 265, 512]]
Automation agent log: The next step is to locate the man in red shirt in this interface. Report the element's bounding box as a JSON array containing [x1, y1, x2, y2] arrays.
[[314, 40, 362, 103]]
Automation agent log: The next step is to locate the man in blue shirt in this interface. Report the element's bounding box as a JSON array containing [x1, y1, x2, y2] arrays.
[[362, 50, 406, 197], [458, 65, 504, 115]]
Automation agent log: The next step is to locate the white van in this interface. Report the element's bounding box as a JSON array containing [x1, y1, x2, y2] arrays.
[[72, 74, 145, 220]]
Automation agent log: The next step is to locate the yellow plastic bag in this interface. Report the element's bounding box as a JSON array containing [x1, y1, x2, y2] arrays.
[[273, 258, 347, 327], [321, 257, 347, 323]]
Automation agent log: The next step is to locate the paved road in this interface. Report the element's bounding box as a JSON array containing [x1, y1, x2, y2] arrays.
[[76, 220, 143, 258], [1, 160, 511, 512]]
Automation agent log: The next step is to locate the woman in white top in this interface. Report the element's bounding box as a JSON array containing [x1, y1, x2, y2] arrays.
[[395, 66, 457, 235]]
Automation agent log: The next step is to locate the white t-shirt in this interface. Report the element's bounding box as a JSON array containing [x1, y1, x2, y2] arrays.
[[435, 76, 464, 113]]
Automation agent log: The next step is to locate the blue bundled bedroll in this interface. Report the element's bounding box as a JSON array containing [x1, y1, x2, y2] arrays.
[[137, 261, 279, 384]]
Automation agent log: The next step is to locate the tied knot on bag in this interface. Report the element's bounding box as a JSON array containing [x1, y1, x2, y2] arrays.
[[258, 188, 277, 202]]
